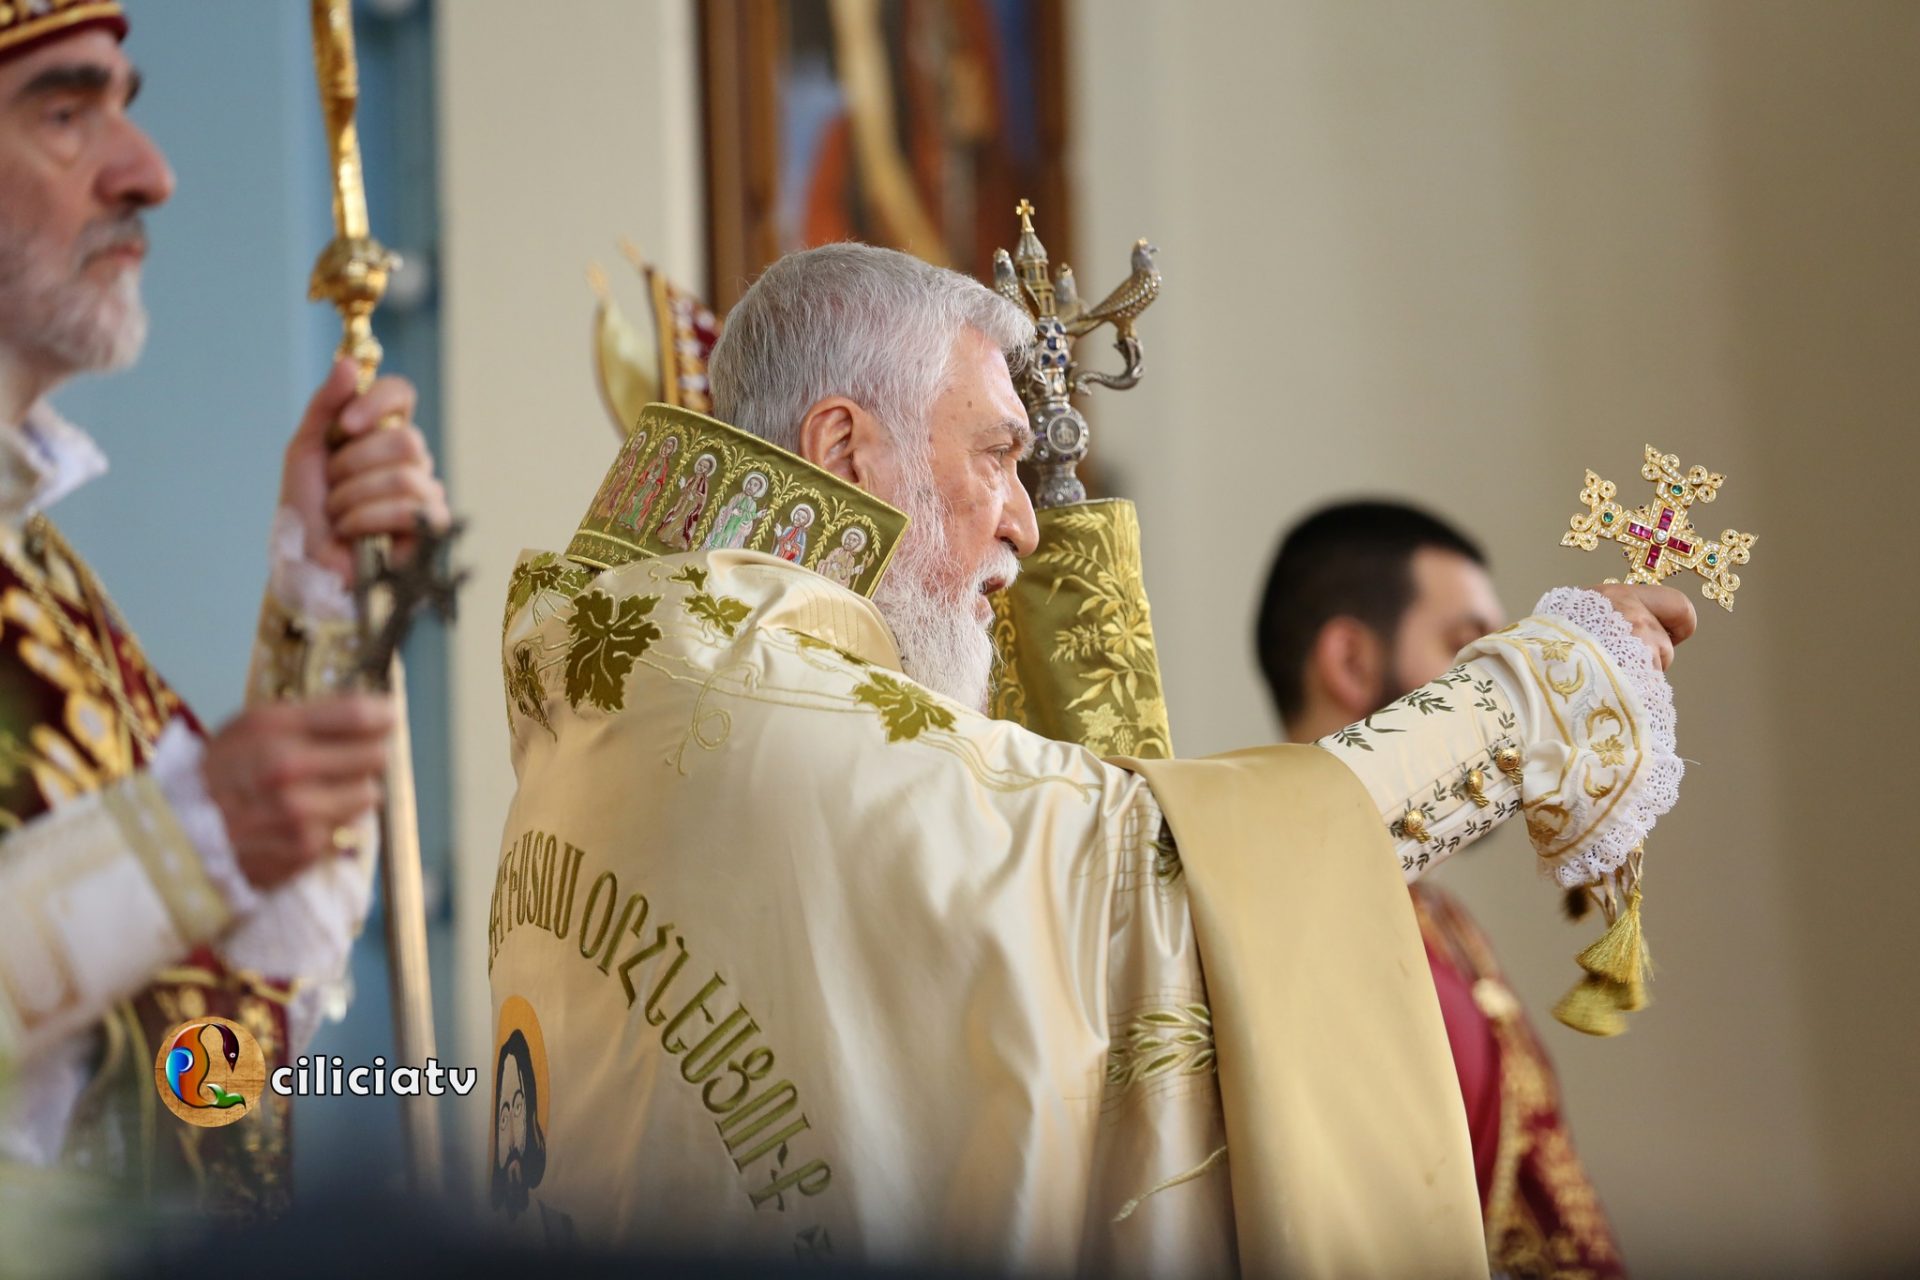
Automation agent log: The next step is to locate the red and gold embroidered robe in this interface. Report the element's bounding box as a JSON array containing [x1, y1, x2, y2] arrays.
[[1416, 883, 1626, 1279], [0, 521, 293, 1219]]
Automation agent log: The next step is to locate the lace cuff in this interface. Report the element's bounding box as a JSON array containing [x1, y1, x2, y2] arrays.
[[1460, 589, 1682, 886], [249, 507, 363, 703], [267, 505, 354, 621], [150, 719, 259, 916], [154, 717, 372, 1053]]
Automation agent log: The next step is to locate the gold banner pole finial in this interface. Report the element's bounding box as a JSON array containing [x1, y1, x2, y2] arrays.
[[307, 0, 443, 1193]]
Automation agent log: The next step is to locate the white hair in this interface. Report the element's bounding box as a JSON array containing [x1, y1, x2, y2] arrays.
[[709, 242, 1032, 460], [710, 244, 1032, 712]]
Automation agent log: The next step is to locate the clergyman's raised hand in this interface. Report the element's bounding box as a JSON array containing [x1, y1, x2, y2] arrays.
[[281, 356, 450, 585], [1588, 583, 1697, 671]]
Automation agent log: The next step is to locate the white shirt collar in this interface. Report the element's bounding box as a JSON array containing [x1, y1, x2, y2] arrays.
[[0, 402, 110, 528]]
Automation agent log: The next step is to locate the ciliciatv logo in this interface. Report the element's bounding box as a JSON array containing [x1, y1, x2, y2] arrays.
[[152, 1017, 267, 1128]]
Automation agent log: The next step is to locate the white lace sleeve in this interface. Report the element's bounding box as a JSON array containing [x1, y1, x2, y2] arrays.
[[156, 715, 377, 1055], [1460, 589, 1681, 886], [1318, 591, 1681, 888], [215, 814, 377, 1054], [247, 506, 362, 705], [266, 504, 355, 621], [149, 719, 259, 917]]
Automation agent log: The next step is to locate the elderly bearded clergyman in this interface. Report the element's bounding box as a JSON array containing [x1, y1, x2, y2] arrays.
[[487, 244, 1694, 1277]]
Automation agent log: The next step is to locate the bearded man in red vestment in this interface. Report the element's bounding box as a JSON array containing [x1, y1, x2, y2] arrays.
[[1256, 500, 1628, 1278], [0, 2, 448, 1218]]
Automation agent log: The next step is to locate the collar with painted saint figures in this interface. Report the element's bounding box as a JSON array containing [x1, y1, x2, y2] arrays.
[[567, 402, 909, 600]]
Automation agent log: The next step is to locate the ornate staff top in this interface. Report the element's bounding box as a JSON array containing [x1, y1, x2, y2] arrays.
[[308, 0, 396, 382], [1561, 445, 1758, 611], [1549, 444, 1757, 1036], [991, 200, 1160, 509]]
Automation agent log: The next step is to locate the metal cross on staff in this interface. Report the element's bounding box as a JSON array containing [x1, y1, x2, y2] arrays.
[[354, 516, 471, 689]]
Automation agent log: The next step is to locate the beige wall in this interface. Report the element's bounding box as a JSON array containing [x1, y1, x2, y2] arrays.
[[434, 0, 1918, 1267], [436, 0, 704, 1176], [1073, 0, 1917, 1272]]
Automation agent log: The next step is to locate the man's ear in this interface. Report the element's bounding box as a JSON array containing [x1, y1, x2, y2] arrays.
[[1310, 617, 1388, 720], [796, 397, 894, 490]]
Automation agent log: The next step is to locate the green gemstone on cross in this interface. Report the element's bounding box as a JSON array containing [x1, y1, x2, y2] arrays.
[[1706, 552, 1718, 565], [1670, 484, 1684, 496], [1601, 512, 1615, 524]]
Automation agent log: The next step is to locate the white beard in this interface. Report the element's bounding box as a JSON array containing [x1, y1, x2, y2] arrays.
[[0, 213, 149, 378], [871, 468, 1019, 714]]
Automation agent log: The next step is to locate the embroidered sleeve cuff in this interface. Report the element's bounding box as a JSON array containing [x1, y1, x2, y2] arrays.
[[1459, 590, 1682, 887]]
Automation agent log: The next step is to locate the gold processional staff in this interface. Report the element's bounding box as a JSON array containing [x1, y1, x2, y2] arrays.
[[1552, 446, 1756, 1035], [307, 0, 466, 1195]]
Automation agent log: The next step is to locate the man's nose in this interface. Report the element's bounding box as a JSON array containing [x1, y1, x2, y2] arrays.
[[1000, 472, 1040, 558], [99, 117, 175, 210]]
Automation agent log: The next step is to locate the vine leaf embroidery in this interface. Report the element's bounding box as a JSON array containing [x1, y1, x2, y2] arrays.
[[1331, 725, 1373, 752], [671, 564, 709, 591], [564, 591, 661, 712], [505, 551, 582, 631], [852, 673, 955, 742], [1107, 1003, 1216, 1090], [506, 641, 555, 738], [685, 591, 753, 639], [789, 629, 871, 668], [512, 553, 567, 599]]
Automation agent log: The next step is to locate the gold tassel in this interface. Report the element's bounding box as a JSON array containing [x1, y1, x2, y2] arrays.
[[1553, 888, 1652, 1033], [1576, 889, 1649, 988], [1552, 974, 1629, 1037]]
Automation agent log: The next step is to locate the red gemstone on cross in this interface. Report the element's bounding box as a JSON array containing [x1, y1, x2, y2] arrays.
[[1635, 506, 1695, 571], [1658, 507, 1694, 554]]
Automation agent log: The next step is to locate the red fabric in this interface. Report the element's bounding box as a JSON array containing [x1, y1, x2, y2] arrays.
[[1415, 885, 1628, 1278], [1423, 930, 1503, 1208], [0, 4, 128, 65], [0, 528, 292, 1218]]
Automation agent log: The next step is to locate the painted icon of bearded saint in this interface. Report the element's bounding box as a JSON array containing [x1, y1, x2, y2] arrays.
[[621, 436, 679, 532], [492, 1030, 547, 1220], [592, 428, 649, 520], [818, 526, 872, 588], [656, 453, 718, 550]]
